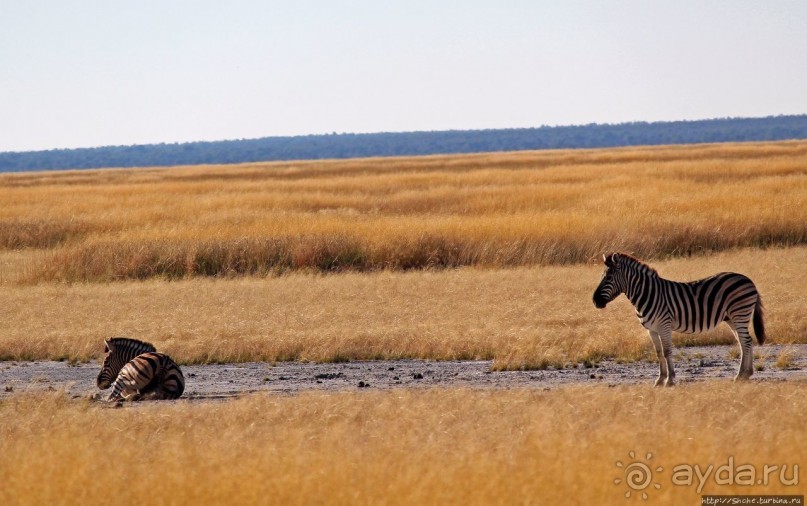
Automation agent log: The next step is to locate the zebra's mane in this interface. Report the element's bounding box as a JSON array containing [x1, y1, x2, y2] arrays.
[[614, 253, 658, 276], [106, 337, 157, 353]]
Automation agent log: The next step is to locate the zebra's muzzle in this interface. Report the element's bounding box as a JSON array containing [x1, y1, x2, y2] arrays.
[[593, 294, 608, 309]]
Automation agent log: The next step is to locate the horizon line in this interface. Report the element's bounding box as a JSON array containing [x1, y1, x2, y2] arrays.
[[3, 113, 805, 156]]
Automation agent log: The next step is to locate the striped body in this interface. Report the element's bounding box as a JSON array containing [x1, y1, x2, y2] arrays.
[[97, 337, 185, 401], [630, 271, 761, 336], [107, 352, 185, 402], [593, 253, 765, 385]]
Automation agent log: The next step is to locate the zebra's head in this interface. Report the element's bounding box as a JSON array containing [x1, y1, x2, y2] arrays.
[[97, 339, 117, 389], [97, 337, 156, 389], [593, 253, 625, 309]]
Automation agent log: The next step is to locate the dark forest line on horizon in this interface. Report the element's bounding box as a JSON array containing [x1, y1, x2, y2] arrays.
[[2, 114, 807, 172]]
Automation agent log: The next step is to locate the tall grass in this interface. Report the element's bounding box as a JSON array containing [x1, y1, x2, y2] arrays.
[[1, 246, 804, 367], [0, 219, 90, 249], [1, 141, 806, 281], [1, 383, 804, 504]]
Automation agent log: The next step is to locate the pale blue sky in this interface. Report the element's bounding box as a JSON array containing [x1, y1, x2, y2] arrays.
[[1, 1, 806, 152]]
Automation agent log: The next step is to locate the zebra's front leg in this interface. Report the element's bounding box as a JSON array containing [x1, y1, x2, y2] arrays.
[[658, 326, 676, 386], [106, 376, 138, 402], [648, 330, 667, 387]]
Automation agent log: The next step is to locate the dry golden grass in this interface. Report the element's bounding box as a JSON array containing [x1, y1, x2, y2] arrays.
[[775, 348, 797, 369], [3, 144, 804, 505], [1, 383, 804, 505], [1, 140, 806, 280], [1, 246, 804, 367]]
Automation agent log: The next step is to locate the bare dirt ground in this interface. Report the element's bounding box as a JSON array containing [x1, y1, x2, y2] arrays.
[[2, 344, 806, 401]]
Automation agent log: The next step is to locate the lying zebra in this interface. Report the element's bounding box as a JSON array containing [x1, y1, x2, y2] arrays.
[[97, 337, 185, 401], [592, 253, 765, 386]]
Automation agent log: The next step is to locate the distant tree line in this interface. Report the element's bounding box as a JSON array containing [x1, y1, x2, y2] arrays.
[[2, 115, 807, 173]]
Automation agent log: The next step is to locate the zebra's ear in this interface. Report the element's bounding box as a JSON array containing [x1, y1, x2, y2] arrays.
[[104, 339, 112, 353], [603, 254, 613, 267]]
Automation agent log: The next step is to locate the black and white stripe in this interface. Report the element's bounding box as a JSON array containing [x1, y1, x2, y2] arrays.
[[593, 253, 765, 385], [97, 337, 185, 401], [106, 351, 185, 402]]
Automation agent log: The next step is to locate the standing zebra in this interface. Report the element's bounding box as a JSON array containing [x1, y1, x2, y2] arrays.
[[97, 337, 185, 401], [592, 253, 765, 386]]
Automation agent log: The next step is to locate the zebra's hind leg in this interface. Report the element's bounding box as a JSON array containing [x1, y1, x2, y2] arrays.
[[648, 330, 668, 387], [729, 321, 754, 381], [658, 327, 676, 386]]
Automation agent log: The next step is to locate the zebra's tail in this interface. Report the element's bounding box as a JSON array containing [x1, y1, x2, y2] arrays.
[[753, 294, 766, 346]]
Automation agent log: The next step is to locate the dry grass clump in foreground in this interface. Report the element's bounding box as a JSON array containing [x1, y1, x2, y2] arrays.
[[0, 382, 804, 505], [1, 140, 806, 281], [0, 246, 804, 368]]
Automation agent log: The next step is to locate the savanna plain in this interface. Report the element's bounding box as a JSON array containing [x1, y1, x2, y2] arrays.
[[1, 141, 806, 504]]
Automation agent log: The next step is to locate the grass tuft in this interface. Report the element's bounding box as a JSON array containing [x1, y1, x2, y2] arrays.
[[775, 349, 796, 370]]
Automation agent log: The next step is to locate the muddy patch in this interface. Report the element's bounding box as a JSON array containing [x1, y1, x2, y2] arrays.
[[2, 344, 805, 401]]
